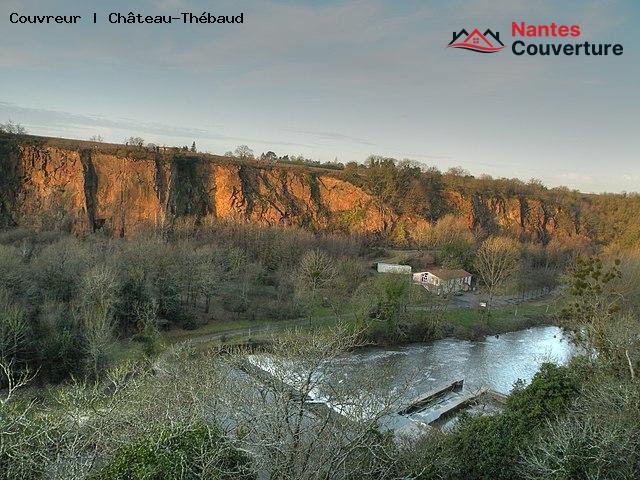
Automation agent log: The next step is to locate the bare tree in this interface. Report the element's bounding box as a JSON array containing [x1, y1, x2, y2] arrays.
[[216, 326, 416, 479], [124, 136, 145, 147], [0, 359, 36, 405], [522, 380, 640, 480], [0, 120, 27, 134], [192, 247, 226, 314], [474, 236, 521, 312], [0, 325, 422, 479], [88, 134, 104, 142], [76, 265, 117, 378], [297, 250, 337, 292], [234, 145, 254, 159], [0, 289, 30, 362]]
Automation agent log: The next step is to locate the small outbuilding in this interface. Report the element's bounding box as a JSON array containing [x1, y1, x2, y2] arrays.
[[377, 263, 412, 274], [413, 268, 472, 295]]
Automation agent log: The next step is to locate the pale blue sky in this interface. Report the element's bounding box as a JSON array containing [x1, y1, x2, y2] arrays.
[[1, 0, 638, 192]]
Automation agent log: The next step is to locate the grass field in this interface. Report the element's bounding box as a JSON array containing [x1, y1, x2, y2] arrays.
[[444, 303, 556, 329]]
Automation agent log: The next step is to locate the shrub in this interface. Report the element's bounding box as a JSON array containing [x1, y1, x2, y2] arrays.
[[36, 301, 86, 381], [443, 363, 579, 480], [522, 380, 640, 480], [0, 400, 58, 480], [93, 422, 255, 480]]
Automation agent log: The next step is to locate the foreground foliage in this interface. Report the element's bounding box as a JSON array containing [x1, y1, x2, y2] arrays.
[[93, 423, 254, 480]]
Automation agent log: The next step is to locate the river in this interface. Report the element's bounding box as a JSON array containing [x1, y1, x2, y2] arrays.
[[248, 325, 575, 430], [328, 325, 574, 427], [340, 325, 573, 395]]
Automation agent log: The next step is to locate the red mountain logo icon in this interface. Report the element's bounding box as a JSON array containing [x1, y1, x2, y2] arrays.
[[448, 28, 505, 53]]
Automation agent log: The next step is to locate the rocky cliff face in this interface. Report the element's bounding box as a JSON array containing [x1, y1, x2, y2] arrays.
[[445, 191, 580, 242], [0, 143, 400, 237], [0, 139, 580, 241]]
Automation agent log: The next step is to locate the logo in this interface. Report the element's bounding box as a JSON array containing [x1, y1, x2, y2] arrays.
[[448, 28, 505, 53]]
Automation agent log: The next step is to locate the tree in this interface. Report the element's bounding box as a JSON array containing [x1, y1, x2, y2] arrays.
[[88, 135, 104, 142], [0, 343, 255, 479], [0, 289, 31, 363], [36, 301, 86, 382], [561, 256, 638, 379], [33, 238, 89, 303], [449, 363, 578, 480], [295, 250, 337, 297], [191, 247, 226, 314], [218, 326, 410, 479], [114, 266, 154, 334], [226, 247, 263, 312], [77, 265, 117, 378], [423, 215, 476, 269], [234, 145, 254, 159], [261, 151, 277, 162], [474, 236, 521, 312], [0, 120, 27, 134], [123, 136, 145, 147], [294, 250, 338, 317], [522, 379, 640, 480], [353, 274, 416, 337], [93, 422, 254, 480], [563, 256, 621, 325], [191, 141, 197, 152]]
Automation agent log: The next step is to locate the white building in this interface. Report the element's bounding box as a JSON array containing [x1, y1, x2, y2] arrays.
[[413, 268, 472, 295], [377, 263, 412, 274]]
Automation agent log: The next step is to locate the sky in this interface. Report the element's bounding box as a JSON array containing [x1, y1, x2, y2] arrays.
[[1, 0, 638, 193]]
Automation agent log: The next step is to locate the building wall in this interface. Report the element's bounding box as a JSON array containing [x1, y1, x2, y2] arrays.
[[413, 272, 472, 295], [377, 263, 412, 274]]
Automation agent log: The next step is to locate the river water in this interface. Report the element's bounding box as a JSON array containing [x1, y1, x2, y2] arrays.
[[248, 326, 575, 429], [341, 325, 574, 396], [326, 325, 575, 425]]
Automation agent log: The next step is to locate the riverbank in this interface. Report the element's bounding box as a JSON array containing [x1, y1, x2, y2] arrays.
[[357, 301, 556, 346], [160, 299, 557, 352]]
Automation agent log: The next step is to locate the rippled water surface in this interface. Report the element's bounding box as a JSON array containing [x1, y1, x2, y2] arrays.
[[250, 326, 575, 429], [336, 325, 574, 398]]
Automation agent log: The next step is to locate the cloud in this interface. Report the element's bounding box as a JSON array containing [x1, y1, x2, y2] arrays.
[[450, 0, 554, 19], [0, 101, 325, 151], [282, 127, 376, 146], [405, 153, 452, 160], [576, 0, 629, 33], [0, 101, 207, 136]]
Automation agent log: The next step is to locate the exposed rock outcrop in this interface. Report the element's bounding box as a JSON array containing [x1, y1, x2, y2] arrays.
[[0, 141, 401, 237], [0, 137, 581, 241]]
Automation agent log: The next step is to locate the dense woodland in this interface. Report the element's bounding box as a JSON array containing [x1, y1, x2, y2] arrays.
[[0, 130, 639, 479], [0, 214, 589, 386]]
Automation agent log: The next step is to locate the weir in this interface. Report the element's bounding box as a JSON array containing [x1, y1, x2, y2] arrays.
[[241, 357, 509, 439], [239, 357, 432, 438], [237, 357, 351, 422]]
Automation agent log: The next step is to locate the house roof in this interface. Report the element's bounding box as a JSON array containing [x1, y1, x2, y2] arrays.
[[424, 268, 472, 280]]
